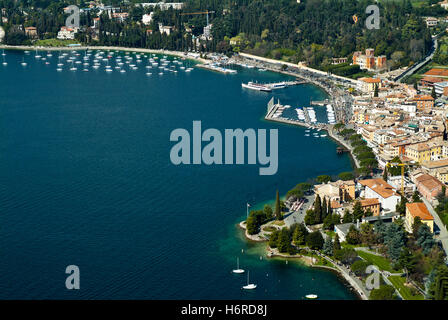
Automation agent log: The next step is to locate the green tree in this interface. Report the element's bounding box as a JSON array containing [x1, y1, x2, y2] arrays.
[[277, 228, 291, 253], [342, 210, 354, 223], [412, 191, 422, 203], [432, 86, 437, 99], [316, 175, 332, 184], [293, 223, 309, 246], [338, 172, 354, 181], [274, 190, 282, 220], [396, 195, 408, 215], [370, 285, 397, 300], [322, 236, 334, 256], [351, 260, 370, 277], [353, 201, 364, 221], [334, 248, 358, 264], [269, 230, 280, 248], [360, 223, 376, 247], [374, 84, 378, 97], [314, 194, 322, 223], [304, 209, 316, 225], [383, 167, 388, 181], [384, 223, 407, 263], [334, 233, 341, 251], [346, 225, 361, 245], [321, 197, 328, 221], [417, 224, 436, 255], [306, 231, 324, 250], [412, 216, 423, 238], [398, 247, 416, 281], [264, 204, 273, 220]]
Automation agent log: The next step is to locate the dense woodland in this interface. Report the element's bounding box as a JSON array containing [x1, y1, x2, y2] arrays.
[[0, 0, 445, 69]]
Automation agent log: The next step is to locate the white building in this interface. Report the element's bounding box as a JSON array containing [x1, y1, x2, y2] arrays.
[[0, 26, 4, 43], [358, 178, 401, 213], [140, 2, 185, 10], [158, 23, 173, 35], [57, 26, 78, 40], [426, 17, 438, 27], [142, 12, 154, 26]]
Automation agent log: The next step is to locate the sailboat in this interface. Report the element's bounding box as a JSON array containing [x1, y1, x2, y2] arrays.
[[35, 49, 41, 59], [242, 271, 257, 290], [2, 55, 7, 66], [21, 57, 27, 66], [1, 49, 5, 56], [305, 294, 318, 299], [232, 258, 245, 274], [69, 61, 77, 71]]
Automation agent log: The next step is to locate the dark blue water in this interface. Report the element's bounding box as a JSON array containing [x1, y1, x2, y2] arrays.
[[0, 50, 356, 299]]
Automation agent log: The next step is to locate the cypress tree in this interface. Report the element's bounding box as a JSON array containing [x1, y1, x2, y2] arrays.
[[334, 233, 341, 251], [322, 197, 327, 221], [432, 86, 437, 99], [314, 194, 322, 223], [383, 166, 388, 182], [274, 190, 282, 220]]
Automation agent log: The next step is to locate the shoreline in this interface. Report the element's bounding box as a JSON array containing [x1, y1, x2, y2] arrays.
[[0, 44, 210, 64], [238, 220, 367, 300]]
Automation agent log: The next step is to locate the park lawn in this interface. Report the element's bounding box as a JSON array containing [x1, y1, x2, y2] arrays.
[[388, 276, 424, 300], [341, 242, 366, 249], [357, 251, 402, 273], [35, 38, 79, 47]]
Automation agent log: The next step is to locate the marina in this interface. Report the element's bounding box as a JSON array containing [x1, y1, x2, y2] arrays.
[[2, 49, 197, 76]]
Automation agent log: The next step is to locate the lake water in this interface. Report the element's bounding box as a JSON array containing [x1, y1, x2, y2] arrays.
[[0, 49, 356, 299]]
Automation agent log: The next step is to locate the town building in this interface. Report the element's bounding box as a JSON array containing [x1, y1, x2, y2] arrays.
[[360, 198, 381, 216], [358, 178, 401, 213], [57, 26, 78, 40], [412, 95, 434, 113], [352, 48, 387, 71], [25, 26, 37, 38], [358, 77, 382, 94], [405, 202, 434, 233]]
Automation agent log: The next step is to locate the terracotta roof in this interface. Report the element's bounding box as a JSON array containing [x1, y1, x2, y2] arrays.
[[420, 76, 445, 83], [358, 178, 399, 198], [416, 174, 443, 192], [424, 68, 448, 77], [331, 200, 342, 209], [360, 198, 380, 207], [406, 202, 433, 220], [360, 77, 381, 83], [412, 95, 434, 101]]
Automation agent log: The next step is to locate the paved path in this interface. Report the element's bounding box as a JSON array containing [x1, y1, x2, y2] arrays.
[[313, 251, 369, 300], [422, 198, 448, 261]]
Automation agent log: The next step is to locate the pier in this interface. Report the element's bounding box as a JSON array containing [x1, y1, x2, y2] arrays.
[[310, 99, 330, 106], [265, 97, 327, 130], [264, 98, 359, 168]]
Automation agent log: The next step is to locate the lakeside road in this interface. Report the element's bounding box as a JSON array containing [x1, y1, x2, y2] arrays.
[[422, 198, 448, 260]]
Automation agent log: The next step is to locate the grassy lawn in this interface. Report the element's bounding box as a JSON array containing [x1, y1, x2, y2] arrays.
[[341, 242, 366, 249], [357, 251, 402, 273], [273, 220, 285, 226], [34, 38, 80, 47], [388, 276, 424, 300]]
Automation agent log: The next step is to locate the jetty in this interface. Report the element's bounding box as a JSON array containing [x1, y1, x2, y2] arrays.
[[265, 97, 327, 130], [310, 99, 330, 106]]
